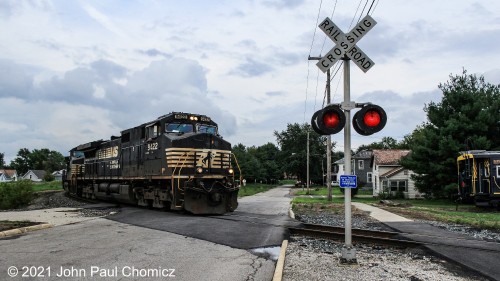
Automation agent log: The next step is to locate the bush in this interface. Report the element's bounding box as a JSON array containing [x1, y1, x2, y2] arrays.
[[0, 180, 34, 209], [443, 183, 458, 199], [43, 172, 55, 182]]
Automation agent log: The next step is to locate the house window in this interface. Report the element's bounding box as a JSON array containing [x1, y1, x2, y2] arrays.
[[367, 172, 372, 183], [389, 180, 407, 192], [358, 160, 364, 170], [404, 170, 408, 175]]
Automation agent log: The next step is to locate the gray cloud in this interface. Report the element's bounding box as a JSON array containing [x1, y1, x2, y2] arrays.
[[0, 58, 237, 160], [229, 57, 274, 77], [137, 48, 171, 58], [266, 91, 286, 97], [261, 0, 305, 9]]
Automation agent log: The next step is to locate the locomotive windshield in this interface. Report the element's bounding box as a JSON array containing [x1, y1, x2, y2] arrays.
[[197, 124, 217, 135], [166, 123, 194, 133], [72, 151, 84, 158]]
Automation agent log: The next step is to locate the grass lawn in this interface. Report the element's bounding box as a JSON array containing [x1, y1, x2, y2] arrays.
[[237, 180, 295, 197], [291, 194, 500, 230], [32, 181, 63, 192], [238, 183, 277, 197], [293, 186, 374, 196], [380, 199, 500, 230]]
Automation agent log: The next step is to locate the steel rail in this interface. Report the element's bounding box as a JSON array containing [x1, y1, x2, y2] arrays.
[[301, 223, 400, 239], [288, 226, 422, 248]]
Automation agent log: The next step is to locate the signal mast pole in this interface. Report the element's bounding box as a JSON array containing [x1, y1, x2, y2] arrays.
[[326, 68, 332, 201], [341, 55, 356, 262], [308, 56, 333, 201]]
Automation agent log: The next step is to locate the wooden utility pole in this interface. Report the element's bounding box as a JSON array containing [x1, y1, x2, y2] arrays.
[[308, 56, 333, 201]]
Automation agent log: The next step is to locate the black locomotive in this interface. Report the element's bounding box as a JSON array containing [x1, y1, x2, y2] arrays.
[[457, 150, 500, 207], [63, 112, 240, 214]]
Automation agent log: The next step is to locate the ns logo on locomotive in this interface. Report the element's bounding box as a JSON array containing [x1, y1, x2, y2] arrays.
[[62, 112, 241, 215]]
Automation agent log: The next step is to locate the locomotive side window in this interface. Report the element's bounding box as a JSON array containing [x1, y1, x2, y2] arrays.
[[197, 124, 217, 135], [497, 165, 500, 178], [146, 124, 160, 139], [166, 123, 193, 133]]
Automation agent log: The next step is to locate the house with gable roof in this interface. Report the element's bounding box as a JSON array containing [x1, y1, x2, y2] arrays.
[[0, 169, 18, 182], [352, 150, 373, 188], [22, 170, 46, 182], [332, 150, 374, 189], [371, 149, 423, 199]]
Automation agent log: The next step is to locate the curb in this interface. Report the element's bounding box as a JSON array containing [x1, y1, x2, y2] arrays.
[[272, 240, 288, 281], [0, 223, 53, 238]]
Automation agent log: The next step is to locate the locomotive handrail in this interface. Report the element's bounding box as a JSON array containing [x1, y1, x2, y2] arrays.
[[231, 153, 243, 186], [171, 152, 189, 208]]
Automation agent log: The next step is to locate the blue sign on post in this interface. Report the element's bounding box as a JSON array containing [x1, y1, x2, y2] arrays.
[[339, 175, 357, 188]]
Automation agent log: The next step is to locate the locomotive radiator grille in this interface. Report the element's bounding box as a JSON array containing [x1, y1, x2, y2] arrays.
[[165, 148, 231, 169]]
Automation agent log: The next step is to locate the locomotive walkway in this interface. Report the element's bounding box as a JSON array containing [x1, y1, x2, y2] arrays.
[[352, 202, 500, 281]]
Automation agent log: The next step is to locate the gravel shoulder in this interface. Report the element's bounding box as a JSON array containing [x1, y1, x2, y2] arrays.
[[283, 203, 493, 281], [0, 190, 120, 228]]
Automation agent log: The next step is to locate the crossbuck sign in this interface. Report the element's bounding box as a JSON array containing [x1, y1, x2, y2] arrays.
[[317, 15, 377, 73]]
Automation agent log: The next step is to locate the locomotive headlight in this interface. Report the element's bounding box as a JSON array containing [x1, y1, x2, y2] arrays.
[[196, 167, 203, 174], [228, 168, 234, 174]]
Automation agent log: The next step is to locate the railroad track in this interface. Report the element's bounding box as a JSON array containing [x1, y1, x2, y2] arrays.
[[289, 223, 500, 254], [289, 223, 422, 248]]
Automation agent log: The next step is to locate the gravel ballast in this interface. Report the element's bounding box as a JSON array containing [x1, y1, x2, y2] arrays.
[[282, 205, 494, 281]]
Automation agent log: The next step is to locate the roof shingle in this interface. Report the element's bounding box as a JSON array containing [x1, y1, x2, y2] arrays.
[[372, 149, 410, 166]]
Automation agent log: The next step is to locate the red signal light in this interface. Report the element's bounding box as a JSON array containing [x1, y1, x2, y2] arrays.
[[353, 104, 387, 135], [311, 105, 346, 135], [363, 110, 381, 127], [323, 112, 340, 128]]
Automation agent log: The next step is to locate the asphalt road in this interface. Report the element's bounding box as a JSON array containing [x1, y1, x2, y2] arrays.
[[0, 186, 295, 281]]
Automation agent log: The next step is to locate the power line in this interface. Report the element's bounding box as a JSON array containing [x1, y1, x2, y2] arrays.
[[319, 0, 338, 56], [357, 0, 369, 23], [303, 60, 311, 123], [308, 0, 324, 56], [349, 0, 364, 30], [368, 0, 380, 15], [313, 67, 321, 112], [304, 0, 324, 123]]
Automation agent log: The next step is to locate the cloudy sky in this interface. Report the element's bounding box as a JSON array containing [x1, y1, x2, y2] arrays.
[[1, 0, 500, 163]]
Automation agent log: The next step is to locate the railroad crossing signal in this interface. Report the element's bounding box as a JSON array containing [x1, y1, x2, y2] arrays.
[[316, 15, 376, 73], [311, 14, 381, 263], [311, 105, 346, 135], [352, 104, 387, 136], [311, 103, 386, 136]]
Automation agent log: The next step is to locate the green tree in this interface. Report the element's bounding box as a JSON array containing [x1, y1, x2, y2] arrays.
[[10, 148, 31, 175], [356, 137, 408, 153], [252, 143, 282, 183], [232, 143, 264, 183], [274, 123, 330, 184], [10, 148, 65, 176], [401, 70, 500, 197], [0, 152, 4, 169]]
